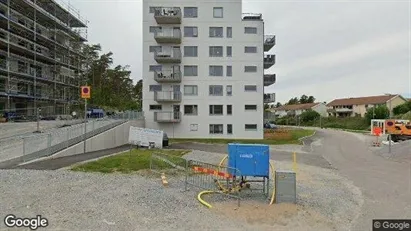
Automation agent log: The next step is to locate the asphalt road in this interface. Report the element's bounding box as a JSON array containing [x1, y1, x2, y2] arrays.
[[314, 129, 411, 231]]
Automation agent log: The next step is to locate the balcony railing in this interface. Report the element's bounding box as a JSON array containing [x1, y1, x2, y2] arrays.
[[154, 111, 181, 123], [154, 69, 181, 83], [154, 28, 182, 44], [335, 108, 353, 113], [154, 49, 181, 64], [264, 93, 276, 103], [242, 13, 262, 20], [154, 7, 182, 24], [264, 35, 276, 52], [264, 74, 276, 87], [264, 55, 276, 69], [154, 91, 182, 102]]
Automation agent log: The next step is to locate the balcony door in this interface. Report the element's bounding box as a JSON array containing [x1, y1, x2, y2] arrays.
[[173, 105, 180, 120]]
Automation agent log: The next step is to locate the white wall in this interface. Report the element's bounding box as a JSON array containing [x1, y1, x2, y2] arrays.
[[142, 0, 264, 139], [312, 103, 328, 117]]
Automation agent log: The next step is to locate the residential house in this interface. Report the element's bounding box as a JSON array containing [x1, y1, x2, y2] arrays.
[[327, 94, 407, 117], [273, 103, 328, 118]]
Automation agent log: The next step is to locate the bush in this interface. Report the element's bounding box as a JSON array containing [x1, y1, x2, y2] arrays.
[[365, 105, 389, 124], [300, 110, 320, 123], [393, 101, 411, 115]]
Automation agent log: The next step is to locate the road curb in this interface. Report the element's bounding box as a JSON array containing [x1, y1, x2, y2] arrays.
[[298, 130, 317, 146]]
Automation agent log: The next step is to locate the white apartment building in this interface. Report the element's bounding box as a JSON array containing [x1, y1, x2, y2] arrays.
[[142, 0, 276, 139]]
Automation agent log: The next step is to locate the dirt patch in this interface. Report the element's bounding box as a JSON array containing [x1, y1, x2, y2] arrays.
[[214, 200, 336, 230]]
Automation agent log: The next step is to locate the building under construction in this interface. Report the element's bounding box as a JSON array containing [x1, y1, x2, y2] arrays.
[[0, 0, 87, 117]]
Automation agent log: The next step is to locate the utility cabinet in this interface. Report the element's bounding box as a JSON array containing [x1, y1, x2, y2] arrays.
[[275, 170, 296, 204], [227, 143, 270, 177]]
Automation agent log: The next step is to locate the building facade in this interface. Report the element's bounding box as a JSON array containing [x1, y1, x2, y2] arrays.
[[142, 0, 275, 139], [0, 0, 87, 117], [327, 94, 407, 117], [274, 103, 328, 118]]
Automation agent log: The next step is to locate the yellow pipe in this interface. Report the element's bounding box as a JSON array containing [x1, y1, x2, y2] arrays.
[[269, 161, 276, 205], [197, 191, 215, 208]]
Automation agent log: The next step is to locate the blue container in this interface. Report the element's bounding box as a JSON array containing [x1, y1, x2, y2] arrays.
[[227, 143, 270, 178]]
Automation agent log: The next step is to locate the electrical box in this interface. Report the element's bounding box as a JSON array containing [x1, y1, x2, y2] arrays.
[[275, 170, 296, 204], [227, 143, 270, 178]]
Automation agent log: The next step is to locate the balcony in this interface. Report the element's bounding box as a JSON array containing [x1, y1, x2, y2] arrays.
[[264, 35, 276, 52], [154, 68, 182, 83], [154, 28, 182, 44], [154, 111, 181, 123], [154, 7, 182, 24], [154, 48, 181, 64], [154, 91, 182, 102], [335, 108, 353, 113], [242, 13, 262, 21], [264, 74, 276, 86], [264, 55, 276, 69], [264, 93, 276, 103]]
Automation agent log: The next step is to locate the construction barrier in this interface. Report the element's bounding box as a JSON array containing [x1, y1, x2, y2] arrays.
[[150, 152, 243, 207]]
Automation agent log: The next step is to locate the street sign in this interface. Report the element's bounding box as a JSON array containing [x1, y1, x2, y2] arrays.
[[81, 86, 91, 99]]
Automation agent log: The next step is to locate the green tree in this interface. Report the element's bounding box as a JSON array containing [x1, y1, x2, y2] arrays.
[[299, 95, 309, 104], [393, 101, 411, 115], [300, 110, 320, 122], [81, 44, 139, 111], [287, 97, 299, 105], [275, 102, 282, 108], [307, 96, 315, 103], [365, 105, 390, 123]]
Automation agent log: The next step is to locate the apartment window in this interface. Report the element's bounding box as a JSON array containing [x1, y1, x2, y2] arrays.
[[184, 46, 198, 57], [244, 85, 257, 91], [184, 65, 198, 76], [213, 7, 223, 18], [226, 85, 232, 96], [227, 124, 233, 134], [209, 27, 223, 37], [184, 7, 198, 18], [227, 105, 232, 115], [209, 105, 223, 115], [149, 46, 162, 53], [226, 46, 232, 57], [149, 85, 162, 92], [149, 65, 162, 72], [190, 124, 198, 131], [226, 66, 232, 76], [209, 46, 223, 57], [184, 105, 198, 115], [245, 124, 258, 130], [149, 26, 161, 33], [244, 27, 257, 34], [209, 66, 223, 76], [245, 105, 257, 110], [244, 66, 257, 72], [184, 85, 198, 95], [184, 26, 198, 37], [227, 27, 232, 38], [209, 85, 223, 96], [209, 124, 224, 134], [149, 105, 162, 110], [245, 46, 257, 53]]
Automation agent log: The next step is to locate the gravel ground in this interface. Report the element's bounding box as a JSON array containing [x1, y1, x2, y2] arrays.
[[0, 119, 120, 163], [0, 150, 363, 231]]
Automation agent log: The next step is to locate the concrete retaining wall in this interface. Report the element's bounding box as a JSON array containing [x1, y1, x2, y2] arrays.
[[53, 120, 145, 158]]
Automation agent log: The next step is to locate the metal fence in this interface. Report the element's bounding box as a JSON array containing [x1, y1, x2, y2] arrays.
[[0, 118, 128, 168], [150, 152, 242, 206]]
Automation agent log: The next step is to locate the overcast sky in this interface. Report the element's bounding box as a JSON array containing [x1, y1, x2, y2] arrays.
[[69, 0, 411, 103]]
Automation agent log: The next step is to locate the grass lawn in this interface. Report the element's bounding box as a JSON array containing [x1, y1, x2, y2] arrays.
[[71, 149, 190, 174], [170, 128, 315, 145]]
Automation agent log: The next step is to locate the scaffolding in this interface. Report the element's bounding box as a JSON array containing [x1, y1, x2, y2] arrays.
[[0, 0, 87, 116]]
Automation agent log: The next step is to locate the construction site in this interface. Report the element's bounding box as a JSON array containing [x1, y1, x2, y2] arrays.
[[0, 0, 87, 118]]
